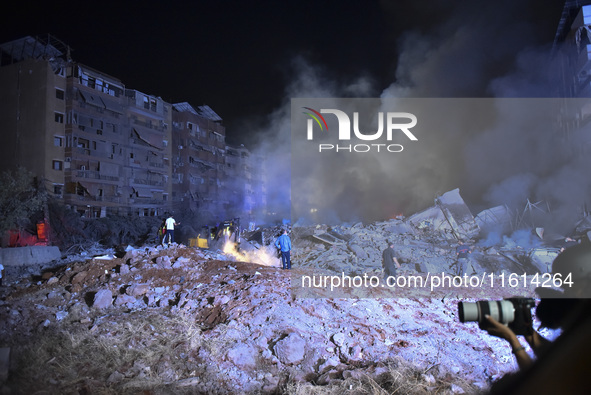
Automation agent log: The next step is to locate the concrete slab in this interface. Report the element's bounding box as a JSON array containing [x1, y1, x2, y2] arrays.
[[0, 246, 61, 267]]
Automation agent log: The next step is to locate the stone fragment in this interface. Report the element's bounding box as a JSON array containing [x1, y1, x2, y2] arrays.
[[71, 271, 87, 285], [126, 284, 150, 296], [114, 294, 136, 306], [332, 332, 346, 347], [47, 277, 59, 285], [156, 256, 172, 269], [226, 344, 258, 368], [274, 333, 306, 365], [93, 289, 113, 309], [106, 370, 125, 384]]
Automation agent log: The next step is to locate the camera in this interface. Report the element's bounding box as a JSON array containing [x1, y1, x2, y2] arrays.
[[458, 297, 535, 335]]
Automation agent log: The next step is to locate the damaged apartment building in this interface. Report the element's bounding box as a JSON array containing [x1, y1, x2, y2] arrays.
[[0, 35, 265, 222], [171, 103, 267, 223]]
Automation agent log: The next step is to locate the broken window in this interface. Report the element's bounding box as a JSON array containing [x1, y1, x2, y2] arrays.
[[54, 112, 64, 123], [53, 184, 63, 196], [55, 88, 64, 100], [77, 138, 89, 149], [143, 95, 149, 110], [52, 160, 63, 170], [54, 136, 63, 147]]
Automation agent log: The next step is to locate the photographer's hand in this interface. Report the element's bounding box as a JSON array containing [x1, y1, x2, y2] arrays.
[[524, 330, 551, 357], [485, 315, 533, 369]]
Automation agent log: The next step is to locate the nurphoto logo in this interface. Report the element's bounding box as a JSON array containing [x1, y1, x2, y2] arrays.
[[302, 107, 418, 153]]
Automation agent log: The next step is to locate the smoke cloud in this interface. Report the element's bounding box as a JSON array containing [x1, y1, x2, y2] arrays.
[[249, 1, 591, 235]]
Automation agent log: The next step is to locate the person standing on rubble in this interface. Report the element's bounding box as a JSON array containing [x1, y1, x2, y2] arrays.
[[275, 229, 292, 270], [382, 242, 401, 281], [164, 214, 180, 246], [455, 240, 471, 276]]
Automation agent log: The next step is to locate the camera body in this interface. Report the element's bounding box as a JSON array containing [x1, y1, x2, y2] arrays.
[[458, 297, 535, 335]]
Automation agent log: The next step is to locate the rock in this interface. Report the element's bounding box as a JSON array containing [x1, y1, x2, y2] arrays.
[[55, 311, 68, 321], [318, 356, 340, 373], [93, 289, 113, 309], [332, 332, 346, 347], [347, 344, 363, 360], [216, 295, 231, 305], [114, 294, 136, 306], [226, 344, 258, 368], [126, 284, 150, 296], [106, 370, 125, 384], [317, 369, 341, 385], [156, 256, 172, 269], [119, 264, 130, 275], [274, 333, 306, 365], [46, 290, 62, 299], [173, 257, 191, 269], [123, 250, 143, 265], [71, 271, 87, 285], [47, 277, 59, 285]]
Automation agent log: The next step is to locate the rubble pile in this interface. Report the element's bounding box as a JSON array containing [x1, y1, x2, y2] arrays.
[[0, 242, 535, 394], [292, 189, 560, 278], [293, 219, 544, 278]]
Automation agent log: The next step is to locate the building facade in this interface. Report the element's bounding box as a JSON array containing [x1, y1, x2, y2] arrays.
[[171, 102, 227, 222], [0, 35, 173, 217], [225, 144, 267, 225], [0, 34, 267, 225]]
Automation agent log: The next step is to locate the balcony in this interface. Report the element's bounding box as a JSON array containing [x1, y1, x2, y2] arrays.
[[74, 170, 119, 182], [131, 178, 164, 187]]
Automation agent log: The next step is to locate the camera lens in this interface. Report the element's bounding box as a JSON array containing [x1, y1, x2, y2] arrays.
[[458, 300, 515, 325]]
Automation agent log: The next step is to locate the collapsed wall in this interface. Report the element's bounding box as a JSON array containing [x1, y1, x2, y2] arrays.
[[0, 246, 62, 281]]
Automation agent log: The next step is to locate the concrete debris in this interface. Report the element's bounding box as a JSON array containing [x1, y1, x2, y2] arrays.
[[273, 333, 306, 365], [0, 241, 563, 393], [2, 187, 584, 393], [475, 205, 512, 233], [408, 188, 479, 241], [93, 289, 113, 309]]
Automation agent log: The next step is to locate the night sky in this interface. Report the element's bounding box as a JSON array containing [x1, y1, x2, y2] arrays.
[[0, 0, 566, 146]]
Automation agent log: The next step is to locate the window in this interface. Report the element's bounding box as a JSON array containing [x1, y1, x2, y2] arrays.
[[55, 88, 65, 100], [143, 95, 149, 110], [52, 160, 63, 170], [54, 136, 63, 147], [53, 184, 63, 195], [54, 112, 64, 123]]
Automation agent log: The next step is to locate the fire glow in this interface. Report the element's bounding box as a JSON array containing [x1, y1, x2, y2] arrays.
[[223, 241, 280, 267]]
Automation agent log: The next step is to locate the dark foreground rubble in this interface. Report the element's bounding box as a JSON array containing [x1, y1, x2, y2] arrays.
[[0, 243, 554, 394]]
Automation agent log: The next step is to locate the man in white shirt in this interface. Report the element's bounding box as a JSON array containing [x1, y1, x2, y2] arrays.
[[164, 215, 180, 245]]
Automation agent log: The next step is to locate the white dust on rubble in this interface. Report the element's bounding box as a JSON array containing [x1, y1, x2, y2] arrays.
[[0, 242, 543, 393]]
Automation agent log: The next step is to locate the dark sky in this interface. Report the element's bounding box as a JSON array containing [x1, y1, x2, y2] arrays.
[[1, 0, 566, 145]]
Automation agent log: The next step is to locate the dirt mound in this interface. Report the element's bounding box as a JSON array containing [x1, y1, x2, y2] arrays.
[[0, 244, 532, 394]]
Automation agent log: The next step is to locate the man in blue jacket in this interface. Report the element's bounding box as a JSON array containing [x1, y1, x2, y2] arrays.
[[275, 229, 292, 269]]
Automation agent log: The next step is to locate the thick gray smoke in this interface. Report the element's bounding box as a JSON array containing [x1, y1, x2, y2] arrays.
[[251, 1, 591, 234]]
